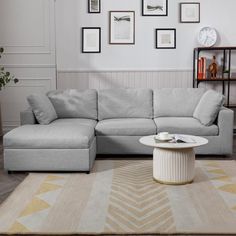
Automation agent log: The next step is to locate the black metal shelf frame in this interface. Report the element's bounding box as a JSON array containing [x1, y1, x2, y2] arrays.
[[193, 47, 236, 108]]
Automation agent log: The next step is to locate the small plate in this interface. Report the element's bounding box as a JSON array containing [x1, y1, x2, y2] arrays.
[[154, 134, 174, 142]]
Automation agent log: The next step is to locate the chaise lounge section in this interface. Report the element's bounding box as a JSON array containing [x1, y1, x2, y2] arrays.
[[3, 88, 234, 172]]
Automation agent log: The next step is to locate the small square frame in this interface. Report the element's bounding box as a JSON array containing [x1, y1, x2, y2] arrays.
[[155, 28, 176, 49], [88, 0, 101, 14], [82, 27, 101, 53], [180, 2, 200, 23]]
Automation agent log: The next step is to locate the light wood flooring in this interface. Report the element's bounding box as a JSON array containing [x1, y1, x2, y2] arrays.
[[0, 136, 236, 205]]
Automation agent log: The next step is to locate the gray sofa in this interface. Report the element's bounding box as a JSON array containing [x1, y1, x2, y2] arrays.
[[3, 88, 234, 172]]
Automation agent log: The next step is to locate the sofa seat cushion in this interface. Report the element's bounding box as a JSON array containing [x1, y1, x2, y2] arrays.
[[4, 119, 97, 149], [96, 118, 156, 136], [154, 117, 219, 136]]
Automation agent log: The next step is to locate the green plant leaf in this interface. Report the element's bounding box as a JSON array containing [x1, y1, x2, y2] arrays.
[[0, 47, 18, 90]]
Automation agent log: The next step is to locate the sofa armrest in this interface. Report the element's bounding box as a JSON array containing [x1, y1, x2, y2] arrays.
[[217, 107, 234, 154], [20, 108, 37, 125]]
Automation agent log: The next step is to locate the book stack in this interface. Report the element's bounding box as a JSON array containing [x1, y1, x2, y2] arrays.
[[198, 57, 207, 79]]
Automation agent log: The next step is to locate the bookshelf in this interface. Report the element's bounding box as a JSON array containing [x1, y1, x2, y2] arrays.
[[193, 47, 236, 108]]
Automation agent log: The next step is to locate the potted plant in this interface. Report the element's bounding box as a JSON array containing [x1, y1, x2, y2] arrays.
[[0, 47, 18, 136]]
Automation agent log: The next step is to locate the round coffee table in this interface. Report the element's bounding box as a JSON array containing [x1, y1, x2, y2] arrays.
[[139, 135, 208, 185]]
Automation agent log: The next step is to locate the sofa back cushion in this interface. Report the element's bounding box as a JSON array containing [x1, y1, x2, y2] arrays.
[[47, 89, 97, 120], [153, 88, 206, 118], [98, 89, 153, 120], [193, 90, 225, 126], [27, 93, 58, 125]]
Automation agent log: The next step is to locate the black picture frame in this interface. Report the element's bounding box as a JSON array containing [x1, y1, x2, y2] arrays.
[[109, 11, 135, 45], [142, 0, 168, 16], [155, 28, 176, 49], [82, 27, 101, 53], [88, 0, 101, 14], [180, 2, 200, 23]]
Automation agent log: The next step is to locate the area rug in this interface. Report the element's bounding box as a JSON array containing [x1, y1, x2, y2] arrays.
[[1, 160, 236, 235]]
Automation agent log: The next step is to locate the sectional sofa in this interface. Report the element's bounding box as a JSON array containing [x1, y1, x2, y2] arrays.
[[3, 88, 234, 172]]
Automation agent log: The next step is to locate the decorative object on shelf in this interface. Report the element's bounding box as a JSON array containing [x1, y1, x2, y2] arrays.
[[0, 47, 19, 136], [142, 0, 168, 16], [109, 11, 135, 45], [208, 56, 218, 79], [198, 27, 217, 47], [180, 2, 200, 23], [155, 28, 176, 49], [88, 0, 100, 13], [82, 27, 101, 53]]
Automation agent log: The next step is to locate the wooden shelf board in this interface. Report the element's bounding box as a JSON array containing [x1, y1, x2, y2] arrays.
[[196, 78, 236, 82], [226, 105, 236, 109], [194, 47, 236, 51]]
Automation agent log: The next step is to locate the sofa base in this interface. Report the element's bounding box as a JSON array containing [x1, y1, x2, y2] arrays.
[[97, 136, 233, 156], [196, 135, 233, 155], [4, 138, 96, 172], [97, 136, 155, 155]]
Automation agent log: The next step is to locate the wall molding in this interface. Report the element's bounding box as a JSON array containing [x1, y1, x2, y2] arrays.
[[58, 69, 193, 73], [1, 64, 56, 68], [2, 0, 52, 55]]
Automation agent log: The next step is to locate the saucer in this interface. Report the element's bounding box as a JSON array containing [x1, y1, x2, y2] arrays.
[[154, 134, 174, 141]]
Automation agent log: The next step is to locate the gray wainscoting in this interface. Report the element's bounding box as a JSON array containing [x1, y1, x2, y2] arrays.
[[57, 70, 193, 89], [57, 70, 236, 103]]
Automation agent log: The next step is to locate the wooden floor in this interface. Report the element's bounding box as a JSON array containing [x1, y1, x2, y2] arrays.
[[0, 137, 27, 204], [0, 136, 236, 205]]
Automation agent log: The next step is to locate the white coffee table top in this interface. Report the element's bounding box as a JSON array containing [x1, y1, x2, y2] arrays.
[[139, 135, 208, 149]]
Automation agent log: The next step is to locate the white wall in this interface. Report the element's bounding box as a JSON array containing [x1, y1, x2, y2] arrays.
[[1, 0, 236, 131], [56, 0, 236, 71]]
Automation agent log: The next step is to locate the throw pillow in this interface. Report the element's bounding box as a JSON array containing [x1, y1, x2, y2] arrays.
[[27, 94, 58, 125], [193, 90, 225, 126]]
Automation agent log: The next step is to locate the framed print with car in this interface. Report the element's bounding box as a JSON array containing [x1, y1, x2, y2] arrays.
[[142, 0, 168, 16], [180, 3, 200, 23], [109, 11, 135, 45], [88, 0, 100, 13], [82, 27, 101, 53], [156, 28, 176, 49]]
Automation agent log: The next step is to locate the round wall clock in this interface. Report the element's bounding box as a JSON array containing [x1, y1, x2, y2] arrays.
[[198, 27, 217, 47]]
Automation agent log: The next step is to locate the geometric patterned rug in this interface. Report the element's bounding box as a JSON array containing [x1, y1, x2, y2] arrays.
[[1, 160, 236, 234]]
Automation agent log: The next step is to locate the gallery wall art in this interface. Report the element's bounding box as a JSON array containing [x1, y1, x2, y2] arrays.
[[82, 1, 201, 52]]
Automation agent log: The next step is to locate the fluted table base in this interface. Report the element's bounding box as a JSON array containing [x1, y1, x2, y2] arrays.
[[153, 147, 195, 185]]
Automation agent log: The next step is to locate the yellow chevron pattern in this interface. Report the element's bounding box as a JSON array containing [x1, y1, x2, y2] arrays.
[[202, 161, 236, 213], [104, 161, 175, 233], [8, 174, 67, 233]]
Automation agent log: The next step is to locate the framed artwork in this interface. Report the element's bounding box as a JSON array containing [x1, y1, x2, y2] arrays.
[[109, 11, 135, 45], [142, 0, 168, 16], [156, 29, 176, 49], [88, 0, 101, 13], [82, 27, 101, 53], [180, 3, 200, 23]]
